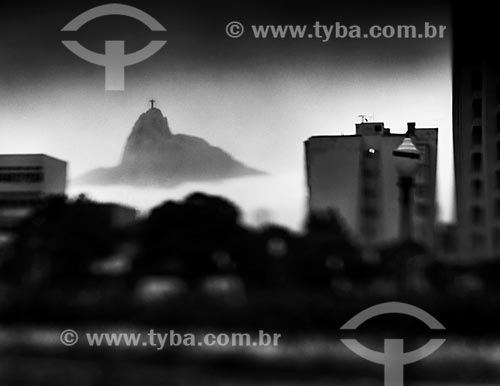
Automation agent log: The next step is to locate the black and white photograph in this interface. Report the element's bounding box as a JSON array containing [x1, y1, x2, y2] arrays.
[[0, 1, 498, 385]]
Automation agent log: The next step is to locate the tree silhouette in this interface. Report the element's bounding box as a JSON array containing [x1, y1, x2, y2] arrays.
[[300, 210, 362, 289], [6, 196, 118, 287], [133, 192, 250, 282]]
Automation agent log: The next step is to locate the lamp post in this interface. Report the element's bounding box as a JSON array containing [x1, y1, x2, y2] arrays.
[[393, 134, 421, 241]]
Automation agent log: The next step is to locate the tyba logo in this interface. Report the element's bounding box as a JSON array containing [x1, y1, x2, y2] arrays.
[[341, 302, 445, 386], [61, 4, 166, 91]]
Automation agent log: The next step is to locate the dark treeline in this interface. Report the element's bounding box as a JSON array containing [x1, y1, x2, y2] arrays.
[[0, 193, 499, 333]]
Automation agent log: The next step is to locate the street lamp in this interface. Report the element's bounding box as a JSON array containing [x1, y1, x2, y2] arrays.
[[393, 134, 421, 241]]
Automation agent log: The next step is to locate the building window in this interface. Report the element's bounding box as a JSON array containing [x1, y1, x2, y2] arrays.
[[362, 187, 377, 199], [362, 224, 377, 239], [363, 168, 379, 179], [365, 147, 379, 157], [470, 232, 485, 250], [493, 228, 500, 251], [374, 125, 382, 133], [361, 206, 378, 218], [472, 99, 482, 118], [416, 203, 430, 217], [0, 172, 43, 183], [416, 164, 430, 184], [417, 144, 429, 163], [471, 206, 485, 225], [471, 153, 482, 172], [472, 71, 482, 92], [472, 125, 482, 145], [0, 166, 42, 171], [472, 179, 483, 198], [416, 185, 428, 197], [417, 225, 427, 239]]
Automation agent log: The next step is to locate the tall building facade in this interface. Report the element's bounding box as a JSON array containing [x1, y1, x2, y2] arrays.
[[0, 154, 67, 230], [305, 122, 437, 247], [452, 3, 500, 259], [453, 62, 500, 259]]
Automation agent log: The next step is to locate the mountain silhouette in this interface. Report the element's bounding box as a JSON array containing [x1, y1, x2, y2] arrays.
[[76, 107, 263, 186]]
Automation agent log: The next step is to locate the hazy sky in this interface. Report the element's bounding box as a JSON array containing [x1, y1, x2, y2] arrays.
[[0, 0, 452, 227]]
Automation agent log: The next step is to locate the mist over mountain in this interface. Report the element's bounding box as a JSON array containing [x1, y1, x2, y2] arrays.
[[76, 107, 263, 186]]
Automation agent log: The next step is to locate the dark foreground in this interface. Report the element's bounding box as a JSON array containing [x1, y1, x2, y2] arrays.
[[1, 327, 500, 386]]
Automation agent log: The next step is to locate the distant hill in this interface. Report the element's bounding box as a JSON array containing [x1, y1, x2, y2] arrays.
[[76, 107, 263, 186]]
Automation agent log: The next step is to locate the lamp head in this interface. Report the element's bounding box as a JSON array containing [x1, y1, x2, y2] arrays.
[[393, 137, 421, 176]]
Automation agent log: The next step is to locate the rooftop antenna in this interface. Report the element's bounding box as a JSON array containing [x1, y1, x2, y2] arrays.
[[358, 114, 368, 123]]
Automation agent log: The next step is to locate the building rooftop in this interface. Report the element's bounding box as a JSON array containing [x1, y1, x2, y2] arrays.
[[306, 123, 437, 142], [0, 154, 67, 164]]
